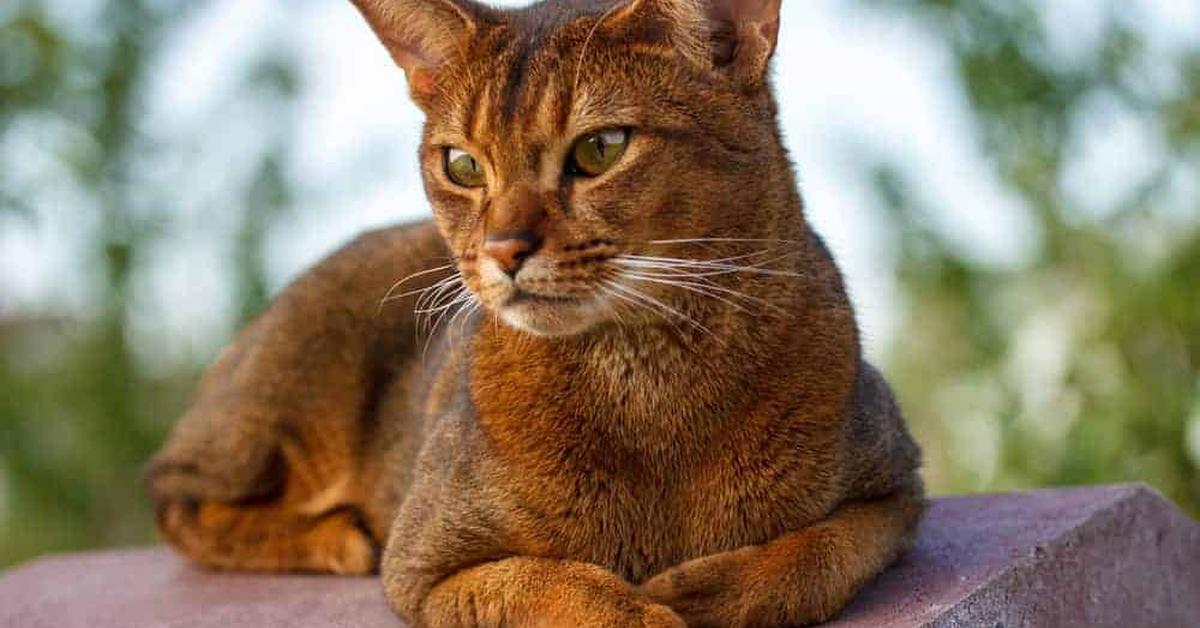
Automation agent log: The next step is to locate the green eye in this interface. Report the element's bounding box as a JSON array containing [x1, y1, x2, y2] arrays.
[[569, 129, 630, 177], [445, 148, 486, 187]]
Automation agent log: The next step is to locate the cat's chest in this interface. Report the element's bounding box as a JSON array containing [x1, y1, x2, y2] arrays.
[[499, 450, 815, 583]]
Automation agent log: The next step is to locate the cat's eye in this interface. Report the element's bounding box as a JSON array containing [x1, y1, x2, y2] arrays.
[[568, 129, 630, 177], [445, 148, 486, 187]]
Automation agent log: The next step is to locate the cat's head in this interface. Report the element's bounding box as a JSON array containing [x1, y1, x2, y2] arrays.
[[353, 0, 794, 336]]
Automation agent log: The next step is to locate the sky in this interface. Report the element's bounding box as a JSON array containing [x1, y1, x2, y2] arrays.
[[2, 0, 1197, 366]]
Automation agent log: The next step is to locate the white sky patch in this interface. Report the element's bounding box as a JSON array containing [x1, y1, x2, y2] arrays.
[[144, 0, 282, 133], [1063, 90, 1165, 221], [775, 0, 1037, 354]]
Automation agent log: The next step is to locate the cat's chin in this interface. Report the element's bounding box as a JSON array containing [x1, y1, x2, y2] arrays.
[[495, 299, 605, 337]]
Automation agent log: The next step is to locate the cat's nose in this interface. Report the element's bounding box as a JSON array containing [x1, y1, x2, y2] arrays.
[[484, 231, 542, 276]]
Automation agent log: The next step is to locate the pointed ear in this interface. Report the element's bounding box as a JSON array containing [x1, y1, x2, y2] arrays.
[[600, 0, 712, 70], [706, 0, 782, 83], [602, 0, 782, 85], [349, 0, 481, 101]]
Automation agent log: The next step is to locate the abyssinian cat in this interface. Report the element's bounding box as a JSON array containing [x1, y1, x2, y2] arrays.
[[146, 0, 925, 625]]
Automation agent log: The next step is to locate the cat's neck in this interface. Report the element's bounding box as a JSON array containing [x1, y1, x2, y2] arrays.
[[467, 220, 860, 459]]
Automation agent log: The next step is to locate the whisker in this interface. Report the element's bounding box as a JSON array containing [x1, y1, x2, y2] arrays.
[[599, 283, 684, 337], [417, 283, 468, 339], [615, 252, 806, 278], [408, 279, 463, 329], [416, 280, 467, 338], [414, 274, 462, 304], [414, 295, 470, 316], [414, 280, 466, 314], [418, 288, 470, 320], [644, 238, 803, 245], [377, 264, 456, 313], [457, 300, 482, 344], [423, 293, 474, 360], [620, 272, 749, 313], [619, 271, 781, 313], [605, 280, 716, 341], [603, 289, 630, 330], [621, 248, 786, 267], [447, 296, 479, 346]]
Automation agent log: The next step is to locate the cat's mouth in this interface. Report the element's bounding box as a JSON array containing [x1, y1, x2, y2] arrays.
[[507, 290, 581, 306], [494, 287, 603, 336]]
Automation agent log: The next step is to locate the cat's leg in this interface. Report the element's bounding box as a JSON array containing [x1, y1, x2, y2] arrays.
[[380, 448, 686, 627], [639, 490, 925, 627], [411, 558, 685, 628], [146, 221, 450, 574], [156, 499, 377, 574], [150, 421, 380, 574]]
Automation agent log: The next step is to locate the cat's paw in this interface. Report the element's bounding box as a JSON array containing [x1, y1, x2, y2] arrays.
[[639, 547, 758, 627], [530, 599, 685, 628], [155, 499, 379, 574], [308, 509, 380, 575], [642, 544, 845, 628], [635, 602, 689, 628]]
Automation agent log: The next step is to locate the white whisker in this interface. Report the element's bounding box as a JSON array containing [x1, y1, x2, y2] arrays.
[[376, 264, 456, 313], [620, 272, 748, 313], [604, 280, 716, 341], [619, 271, 780, 313], [615, 252, 805, 278], [422, 293, 475, 360], [416, 280, 468, 339], [599, 283, 682, 336], [645, 238, 803, 245], [447, 296, 478, 346], [622, 248, 785, 267]]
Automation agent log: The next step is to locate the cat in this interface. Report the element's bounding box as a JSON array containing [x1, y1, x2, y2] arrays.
[[145, 0, 925, 626]]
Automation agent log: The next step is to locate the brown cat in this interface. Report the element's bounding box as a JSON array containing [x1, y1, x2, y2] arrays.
[[145, 0, 925, 626]]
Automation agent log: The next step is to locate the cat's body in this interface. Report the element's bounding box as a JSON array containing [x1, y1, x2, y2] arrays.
[[148, 0, 924, 626]]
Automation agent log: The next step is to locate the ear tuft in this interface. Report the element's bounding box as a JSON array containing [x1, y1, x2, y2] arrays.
[[349, 0, 481, 100]]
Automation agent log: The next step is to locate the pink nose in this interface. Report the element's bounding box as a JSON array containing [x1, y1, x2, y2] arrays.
[[484, 231, 541, 276]]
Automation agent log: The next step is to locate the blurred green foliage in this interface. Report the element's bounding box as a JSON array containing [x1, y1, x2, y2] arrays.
[[864, 0, 1199, 511], [0, 0, 1196, 569], [0, 0, 299, 567]]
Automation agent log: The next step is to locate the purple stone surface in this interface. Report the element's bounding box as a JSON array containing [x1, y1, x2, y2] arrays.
[[2, 484, 1197, 627]]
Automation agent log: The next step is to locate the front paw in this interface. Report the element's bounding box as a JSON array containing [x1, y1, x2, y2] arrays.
[[413, 558, 687, 628], [531, 599, 685, 628], [639, 548, 757, 627], [630, 602, 689, 628]]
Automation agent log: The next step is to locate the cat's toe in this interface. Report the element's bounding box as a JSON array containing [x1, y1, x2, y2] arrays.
[[638, 603, 687, 628], [310, 511, 380, 575]]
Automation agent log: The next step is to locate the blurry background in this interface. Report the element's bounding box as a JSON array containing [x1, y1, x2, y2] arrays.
[[1, 0, 1197, 568]]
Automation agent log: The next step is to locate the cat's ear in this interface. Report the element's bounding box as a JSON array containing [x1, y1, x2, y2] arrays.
[[349, 0, 481, 101], [601, 0, 712, 71], [604, 0, 782, 85], [704, 0, 782, 82]]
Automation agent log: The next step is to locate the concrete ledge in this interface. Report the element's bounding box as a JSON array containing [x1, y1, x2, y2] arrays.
[[1, 485, 1197, 627], [836, 484, 1199, 627]]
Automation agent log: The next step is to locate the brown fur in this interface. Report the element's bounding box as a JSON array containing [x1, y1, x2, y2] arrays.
[[146, 0, 925, 625]]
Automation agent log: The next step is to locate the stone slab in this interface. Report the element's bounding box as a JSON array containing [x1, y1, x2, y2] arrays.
[[1, 484, 1196, 627]]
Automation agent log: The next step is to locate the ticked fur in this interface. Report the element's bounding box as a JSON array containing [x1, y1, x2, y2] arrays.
[[148, 1, 924, 626]]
